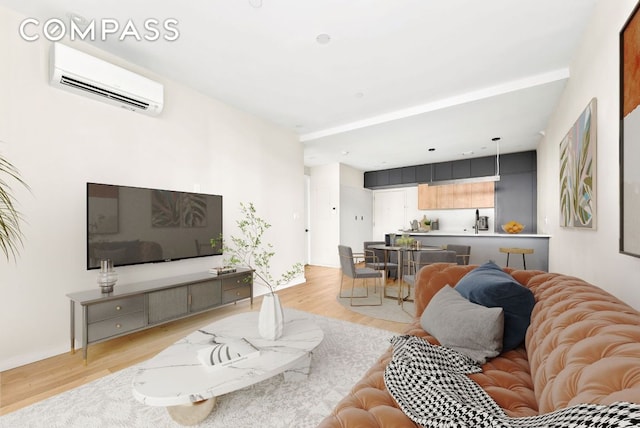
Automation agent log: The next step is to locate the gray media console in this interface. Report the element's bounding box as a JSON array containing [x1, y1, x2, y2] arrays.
[[66, 268, 253, 363]]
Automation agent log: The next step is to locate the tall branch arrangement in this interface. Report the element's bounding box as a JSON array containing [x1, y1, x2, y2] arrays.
[[211, 202, 303, 294], [0, 153, 30, 261]]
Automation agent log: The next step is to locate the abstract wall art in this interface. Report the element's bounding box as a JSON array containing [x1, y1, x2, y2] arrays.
[[559, 98, 597, 229]]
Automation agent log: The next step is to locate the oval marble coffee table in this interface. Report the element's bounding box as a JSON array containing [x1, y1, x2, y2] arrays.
[[132, 309, 323, 425]]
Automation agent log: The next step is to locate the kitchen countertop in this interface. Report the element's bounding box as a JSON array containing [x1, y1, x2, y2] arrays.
[[398, 231, 550, 238], [394, 231, 550, 270]]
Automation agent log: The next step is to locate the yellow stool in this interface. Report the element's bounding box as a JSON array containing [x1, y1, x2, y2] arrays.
[[499, 247, 534, 270]]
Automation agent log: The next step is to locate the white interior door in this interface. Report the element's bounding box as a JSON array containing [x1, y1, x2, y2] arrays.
[[373, 190, 407, 240]]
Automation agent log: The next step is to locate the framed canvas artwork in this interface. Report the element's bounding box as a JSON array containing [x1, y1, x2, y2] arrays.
[[620, 1, 640, 257], [559, 98, 597, 229]]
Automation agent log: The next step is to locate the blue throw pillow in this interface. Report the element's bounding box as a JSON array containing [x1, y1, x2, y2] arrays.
[[454, 261, 535, 351]]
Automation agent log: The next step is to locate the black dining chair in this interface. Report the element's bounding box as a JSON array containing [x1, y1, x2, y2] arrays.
[[338, 245, 383, 306]]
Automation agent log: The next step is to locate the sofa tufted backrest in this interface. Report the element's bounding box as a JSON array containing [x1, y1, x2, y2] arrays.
[[524, 272, 640, 413], [414, 263, 640, 414]]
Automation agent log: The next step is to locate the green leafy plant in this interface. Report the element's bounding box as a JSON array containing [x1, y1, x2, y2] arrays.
[[395, 234, 415, 248], [211, 202, 303, 294], [0, 153, 30, 261]]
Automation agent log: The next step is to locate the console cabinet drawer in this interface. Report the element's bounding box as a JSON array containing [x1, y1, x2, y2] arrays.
[[88, 311, 145, 342], [87, 295, 145, 323], [221, 274, 252, 291], [222, 285, 251, 304], [221, 274, 252, 304]]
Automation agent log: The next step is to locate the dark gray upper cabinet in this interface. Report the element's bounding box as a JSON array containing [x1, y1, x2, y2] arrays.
[[500, 152, 536, 174], [376, 170, 390, 187], [401, 166, 416, 184], [389, 168, 403, 185], [415, 164, 432, 183], [451, 159, 471, 179], [471, 156, 496, 177], [363, 150, 535, 189], [364, 171, 376, 188], [433, 162, 452, 181]]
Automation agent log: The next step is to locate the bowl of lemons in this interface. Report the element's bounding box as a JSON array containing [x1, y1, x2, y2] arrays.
[[502, 221, 525, 234]]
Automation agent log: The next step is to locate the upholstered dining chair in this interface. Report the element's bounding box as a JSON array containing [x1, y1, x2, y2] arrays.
[[401, 250, 457, 311], [444, 244, 471, 265], [338, 245, 383, 306], [363, 241, 399, 283]]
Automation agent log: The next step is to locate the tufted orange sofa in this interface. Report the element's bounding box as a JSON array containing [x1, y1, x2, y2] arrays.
[[318, 263, 640, 427]]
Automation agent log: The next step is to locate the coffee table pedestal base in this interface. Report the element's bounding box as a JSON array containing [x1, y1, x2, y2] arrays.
[[167, 398, 217, 426], [283, 352, 313, 381]]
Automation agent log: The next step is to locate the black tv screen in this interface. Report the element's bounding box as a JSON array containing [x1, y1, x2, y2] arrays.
[[87, 183, 222, 269]]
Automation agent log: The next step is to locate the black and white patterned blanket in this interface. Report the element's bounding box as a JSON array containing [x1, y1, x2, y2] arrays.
[[383, 335, 640, 428]]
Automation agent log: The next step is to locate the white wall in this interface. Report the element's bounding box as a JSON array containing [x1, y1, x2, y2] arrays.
[[537, 0, 640, 309], [0, 6, 305, 370], [308, 163, 369, 266], [372, 186, 496, 237], [339, 164, 372, 253], [309, 163, 341, 267]]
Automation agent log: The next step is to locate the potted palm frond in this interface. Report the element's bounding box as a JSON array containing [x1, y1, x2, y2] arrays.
[[0, 153, 29, 261], [211, 202, 303, 340]]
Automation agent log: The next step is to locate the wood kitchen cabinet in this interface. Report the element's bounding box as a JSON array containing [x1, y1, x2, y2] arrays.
[[470, 181, 495, 208], [418, 184, 438, 209], [418, 182, 494, 209]]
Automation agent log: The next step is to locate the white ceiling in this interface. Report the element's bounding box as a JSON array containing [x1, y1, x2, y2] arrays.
[[1, 0, 598, 171]]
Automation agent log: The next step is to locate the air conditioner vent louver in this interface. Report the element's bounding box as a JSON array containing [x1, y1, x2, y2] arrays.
[[59, 75, 150, 110], [49, 43, 163, 116]]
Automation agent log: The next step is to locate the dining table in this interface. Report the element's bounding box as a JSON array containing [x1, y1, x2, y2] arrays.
[[368, 244, 448, 305]]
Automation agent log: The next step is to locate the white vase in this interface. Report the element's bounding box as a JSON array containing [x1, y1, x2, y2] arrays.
[[259, 293, 284, 340]]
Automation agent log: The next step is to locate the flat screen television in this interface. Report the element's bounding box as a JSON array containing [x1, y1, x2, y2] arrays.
[[87, 182, 223, 269]]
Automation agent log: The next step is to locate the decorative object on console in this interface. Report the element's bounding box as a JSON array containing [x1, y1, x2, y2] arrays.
[[208, 265, 237, 276], [0, 151, 30, 261], [259, 293, 285, 340], [96, 259, 118, 293], [211, 202, 303, 340]]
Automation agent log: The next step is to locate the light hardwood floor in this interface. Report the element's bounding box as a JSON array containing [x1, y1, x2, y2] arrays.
[[0, 265, 409, 415]]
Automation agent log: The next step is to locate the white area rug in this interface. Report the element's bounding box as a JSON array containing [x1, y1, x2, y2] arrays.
[[337, 282, 416, 323], [0, 310, 394, 428]]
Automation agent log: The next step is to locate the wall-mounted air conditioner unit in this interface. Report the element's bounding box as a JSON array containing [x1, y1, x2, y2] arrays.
[[49, 42, 164, 116]]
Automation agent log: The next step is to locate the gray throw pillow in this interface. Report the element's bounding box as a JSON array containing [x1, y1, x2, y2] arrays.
[[420, 285, 504, 364]]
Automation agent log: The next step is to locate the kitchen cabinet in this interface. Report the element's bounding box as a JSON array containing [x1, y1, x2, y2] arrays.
[[418, 184, 438, 209], [415, 164, 432, 183], [452, 183, 471, 208], [389, 168, 403, 185], [364, 150, 535, 190], [470, 181, 495, 208], [433, 162, 452, 181], [418, 182, 495, 209], [495, 172, 536, 232], [452, 160, 471, 179]]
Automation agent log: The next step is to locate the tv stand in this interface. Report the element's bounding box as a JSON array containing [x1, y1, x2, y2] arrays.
[[66, 268, 253, 363]]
